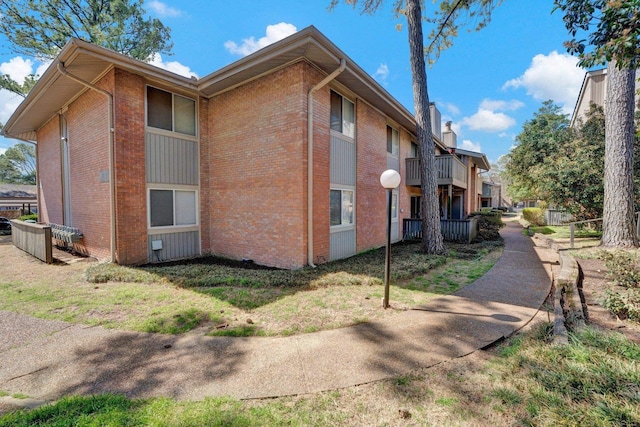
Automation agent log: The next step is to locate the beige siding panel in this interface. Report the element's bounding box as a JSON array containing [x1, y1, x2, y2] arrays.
[[148, 230, 200, 262], [330, 228, 356, 261], [330, 134, 356, 186], [146, 132, 198, 185]]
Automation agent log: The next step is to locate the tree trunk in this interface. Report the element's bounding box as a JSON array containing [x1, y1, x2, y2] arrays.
[[406, 0, 445, 254], [601, 61, 638, 248]]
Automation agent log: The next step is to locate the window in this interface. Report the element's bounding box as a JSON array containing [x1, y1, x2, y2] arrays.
[[150, 189, 197, 227], [147, 86, 196, 136], [391, 193, 398, 220], [410, 142, 418, 158], [330, 189, 354, 226], [387, 126, 399, 156], [330, 91, 355, 138], [410, 196, 421, 219]]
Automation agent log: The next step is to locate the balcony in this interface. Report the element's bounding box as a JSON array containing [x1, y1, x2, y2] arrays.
[[405, 155, 467, 189]]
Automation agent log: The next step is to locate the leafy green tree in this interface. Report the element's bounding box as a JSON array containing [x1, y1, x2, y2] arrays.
[[330, 0, 502, 254], [554, 0, 639, 247], [0, 143, 36, 184], [538, 103, 605, 221], [504, 101, 572, 203], [0, 0, 173, 97]]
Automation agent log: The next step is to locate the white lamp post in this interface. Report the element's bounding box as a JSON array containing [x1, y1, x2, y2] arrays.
[[380, 169, 401, 309]]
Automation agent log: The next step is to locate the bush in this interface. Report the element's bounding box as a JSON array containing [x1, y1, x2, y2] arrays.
[[18, 213, 38, 222], [469, 211, 505, 241], [600, 250, 640, 289], [603, 287, 640, 321], [522, 207, 545, 226]]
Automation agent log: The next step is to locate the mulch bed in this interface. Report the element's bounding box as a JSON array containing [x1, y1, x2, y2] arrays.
[[577, 258, 640, 344]]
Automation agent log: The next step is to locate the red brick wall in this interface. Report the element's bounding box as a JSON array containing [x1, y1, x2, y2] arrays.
[[199, 97, 211, 254], [36, 119, 63, 225], [398, 128, 416, 229], [112, 69, 148, 264], [64, 71, 113, 260], [309, 70, 330, 265], [206, 62, 308, 269], [355, 100, 388, 251]]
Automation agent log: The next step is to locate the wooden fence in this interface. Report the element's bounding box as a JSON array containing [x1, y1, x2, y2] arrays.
[[10, 220, 53, 264], [403, 217, 479, 243], [545, 209, 573, 226]]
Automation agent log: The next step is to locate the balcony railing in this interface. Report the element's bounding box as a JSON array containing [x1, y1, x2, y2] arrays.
[[403, 217, 479, 243], [405, 155, 467, 188]]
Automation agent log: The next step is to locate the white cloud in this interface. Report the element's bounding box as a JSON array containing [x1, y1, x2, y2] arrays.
[[459, 98, 522, 133], [461, 109, 516, 132], [479, 99, 524, 112], [147, 1, 183, 17], [0, 147, 6, 155], [503, 51, 584, 111], [225, 23, 298, 56], [0, 89, 24, 126], [373, 63, 389, 84], [147, 54, 197, 78], [0, 57, 35, 84], [0, 56, 47, 126], [443, 102, 461, 116], [459, 139, 481, 152]]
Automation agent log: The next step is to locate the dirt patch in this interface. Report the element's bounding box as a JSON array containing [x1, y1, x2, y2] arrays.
[[577, 257, 640, 344]]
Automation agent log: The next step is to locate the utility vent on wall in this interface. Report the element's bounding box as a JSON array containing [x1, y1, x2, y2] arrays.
[[151, 240, 163, 251]]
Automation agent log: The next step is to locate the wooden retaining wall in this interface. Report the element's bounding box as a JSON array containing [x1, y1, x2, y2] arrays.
[[10, 221, 53, 264]]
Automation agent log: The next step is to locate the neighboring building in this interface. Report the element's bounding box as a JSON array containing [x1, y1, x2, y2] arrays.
[[571, 68, 640, 128], [0, 184, 37, 218], [3, 26, 489, 268], [405, 121, 490, 220]]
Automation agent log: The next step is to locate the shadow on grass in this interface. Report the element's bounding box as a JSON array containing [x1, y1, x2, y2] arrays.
[[85, 241, 503, 312]]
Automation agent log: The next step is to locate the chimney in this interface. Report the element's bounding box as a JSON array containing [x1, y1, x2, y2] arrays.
[[429, 103, 442, 140], [442, 121, 457, 152]]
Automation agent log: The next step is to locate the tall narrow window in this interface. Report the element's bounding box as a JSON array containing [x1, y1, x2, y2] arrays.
[[410, 142, 418, 158], [330, 189, 354, 226], [391, 193, 398, 220], [330, 91, 355, 138], [387, 126, 399, 156], [147, 86, 196, 136]]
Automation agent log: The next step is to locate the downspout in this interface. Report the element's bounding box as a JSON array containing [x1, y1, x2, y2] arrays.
[[57, 63, 116, 263], [307, 58, 346, 267]]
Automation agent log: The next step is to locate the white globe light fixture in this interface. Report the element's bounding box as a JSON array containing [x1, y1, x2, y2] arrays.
[[380, 169, 401, 189], [380, 169, 401, 308]]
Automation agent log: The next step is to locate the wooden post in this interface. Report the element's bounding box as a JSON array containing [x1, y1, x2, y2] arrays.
[[570, 223, 575, 249]]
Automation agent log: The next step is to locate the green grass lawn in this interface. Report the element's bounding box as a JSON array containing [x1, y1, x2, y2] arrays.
[[0, 240, 502, 337]]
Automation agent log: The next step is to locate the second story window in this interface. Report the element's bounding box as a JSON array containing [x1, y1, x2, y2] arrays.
[[330, 90, 355, 138], [147, 86, 196, 136], [411, 142, 418, 158], [387, 126, 399, 156]]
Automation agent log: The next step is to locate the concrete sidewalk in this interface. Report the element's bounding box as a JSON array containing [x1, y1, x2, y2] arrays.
[[0, 219, 554, 406]]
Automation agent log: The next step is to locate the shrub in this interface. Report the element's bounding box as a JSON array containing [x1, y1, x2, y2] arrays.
[[469, 211, 505, 241], [18, 213, 38, 222], [603, 287, 640, 321], [600, 250, 640, 289], [522, 207, 545, 226]]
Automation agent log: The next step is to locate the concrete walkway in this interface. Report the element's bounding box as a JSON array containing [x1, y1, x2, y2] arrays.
[[0, 219, 554, 406]]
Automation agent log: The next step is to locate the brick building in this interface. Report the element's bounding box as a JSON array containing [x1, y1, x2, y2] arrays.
[[3, 26, 487, 268]]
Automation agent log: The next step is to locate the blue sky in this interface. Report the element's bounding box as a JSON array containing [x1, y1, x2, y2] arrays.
[[0, 0, 588, 164]]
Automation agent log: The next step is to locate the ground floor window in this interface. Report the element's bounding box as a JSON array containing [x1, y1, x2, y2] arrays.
[[391, 192, 398, 221], [330, 188, 354, 226], [149, 188, 197, 228], [410, 196, 421, 219]]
